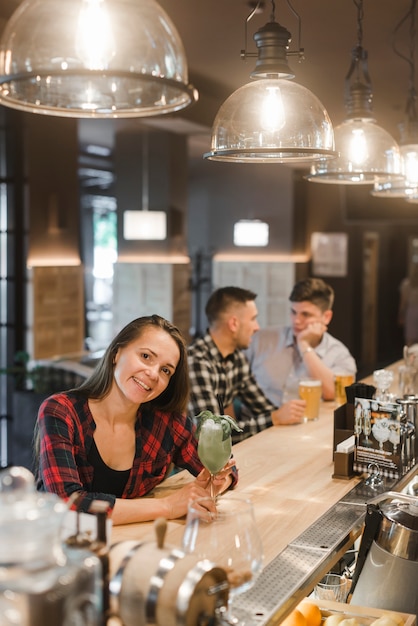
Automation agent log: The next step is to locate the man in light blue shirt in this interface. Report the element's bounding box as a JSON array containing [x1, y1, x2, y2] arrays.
[[244, 278, 357, 424]]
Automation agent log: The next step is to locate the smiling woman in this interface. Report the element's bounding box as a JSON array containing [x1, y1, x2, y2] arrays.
[[34, 314, 238, 525]]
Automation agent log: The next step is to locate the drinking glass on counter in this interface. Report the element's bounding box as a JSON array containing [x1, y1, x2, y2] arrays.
[[398, 363, 418, 396], [196, 405, 242, 501], [373, 368, 394, 402], [197, 418, 232, 500], [334, 372, 355, 406], [299, 379, 322, 421], [314, 573, 350, 602], [182, 496, 263, 625]]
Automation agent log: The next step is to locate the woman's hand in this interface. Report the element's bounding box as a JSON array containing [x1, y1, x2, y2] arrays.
[[162, 474, 213, 519], [162, 458, 238, 519], [209, 458, 237, 495]]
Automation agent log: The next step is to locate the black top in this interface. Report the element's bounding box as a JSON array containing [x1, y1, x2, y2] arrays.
[[88, 437, 131, 498]]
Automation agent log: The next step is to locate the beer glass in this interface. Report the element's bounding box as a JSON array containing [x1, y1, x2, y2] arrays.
[[298, 379, 322, 421], [334, 372, 355, 406]]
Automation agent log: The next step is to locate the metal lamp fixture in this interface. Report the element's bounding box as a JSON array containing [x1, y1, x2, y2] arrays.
[[372, 0, 418, 199], [204, 0, 336, 163], [0, 0, 198, 118], [307, 0, 401, 184]]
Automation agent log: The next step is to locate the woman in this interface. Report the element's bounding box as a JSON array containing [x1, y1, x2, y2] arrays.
[[35, 315, 237, 525]]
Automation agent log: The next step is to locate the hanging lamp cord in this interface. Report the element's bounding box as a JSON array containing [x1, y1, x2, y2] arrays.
[[349, 0, 369, 85], [392, 0, 417, 122], [354, 0, 364, 49], [269, 0, 276, 22]]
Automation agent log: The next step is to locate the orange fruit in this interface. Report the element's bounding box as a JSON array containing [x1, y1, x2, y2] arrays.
[[297, 601, 322, 626], [281, 609, 308, 626]]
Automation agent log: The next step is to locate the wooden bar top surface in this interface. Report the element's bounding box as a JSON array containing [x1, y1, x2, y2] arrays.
[[111, 397, 363, 565], [111, 361, 405, 562]]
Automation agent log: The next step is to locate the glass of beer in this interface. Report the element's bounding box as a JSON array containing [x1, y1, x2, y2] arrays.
[[334, 372, 355, 406], [299, 378, 322, 421]]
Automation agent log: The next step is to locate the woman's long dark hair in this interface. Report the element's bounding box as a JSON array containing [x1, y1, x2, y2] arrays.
[[77, 314, 190, 413], [33, 315, 190, 481]]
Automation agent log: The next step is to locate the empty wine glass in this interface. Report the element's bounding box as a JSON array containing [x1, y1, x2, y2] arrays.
[[373, 369, 394, 402], [182, 496, 263, 625]]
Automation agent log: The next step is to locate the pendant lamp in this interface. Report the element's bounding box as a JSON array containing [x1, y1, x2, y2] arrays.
[[306, 0, 401, 184], [203, 1, 336, 163], [123, 132, 167, 240], [0, 0, 198, 118], [372, 0, 418, 199]]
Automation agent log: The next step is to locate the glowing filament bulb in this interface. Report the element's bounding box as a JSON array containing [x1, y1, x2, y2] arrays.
[[75, 0, 115, 70], [404, 150, 418, 186], [260, 86, 285, 132], [348, 128, 368, 165]]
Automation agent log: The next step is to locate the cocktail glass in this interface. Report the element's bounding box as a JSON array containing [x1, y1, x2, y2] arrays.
[[198, 418, 232, 499], [373, 369, 394, 402]]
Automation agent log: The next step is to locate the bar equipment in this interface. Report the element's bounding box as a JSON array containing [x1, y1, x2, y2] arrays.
[[0, 466, 230, 626], [0, 466, 103, 626], [109, 517, 229, 626], [350, 491, 418, 618], [396, 396, 418, 464]]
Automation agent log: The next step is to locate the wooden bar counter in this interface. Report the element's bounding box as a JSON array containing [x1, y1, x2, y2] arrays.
[[110, 360, 417, 625], [112, 399, 360, 562], [111, 399, 366, 626]]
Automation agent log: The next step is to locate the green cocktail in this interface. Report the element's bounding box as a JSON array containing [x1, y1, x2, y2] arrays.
[[195, 409, 242, 499], [197, 418, 232, 474]]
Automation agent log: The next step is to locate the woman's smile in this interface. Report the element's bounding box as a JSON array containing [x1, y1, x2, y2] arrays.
[[132, 376, 151, 392]]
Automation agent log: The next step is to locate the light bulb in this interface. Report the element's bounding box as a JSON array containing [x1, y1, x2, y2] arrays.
[[260, 86, 285, 132], [75, 0, 116, 70], [348, 128, 369, 166], [403, 148, 418, 186]]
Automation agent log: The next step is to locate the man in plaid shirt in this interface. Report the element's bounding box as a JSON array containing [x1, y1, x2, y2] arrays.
[[188, 286, 302, 443]]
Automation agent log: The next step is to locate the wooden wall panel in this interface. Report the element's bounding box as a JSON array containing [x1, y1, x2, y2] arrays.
[[30, 265, 85, 359]]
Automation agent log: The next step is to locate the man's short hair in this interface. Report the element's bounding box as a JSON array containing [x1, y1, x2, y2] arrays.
[[289, 278, 334, 312], [205, 286, 257, 325]]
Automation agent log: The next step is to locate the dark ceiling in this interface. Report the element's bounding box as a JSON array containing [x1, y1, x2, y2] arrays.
[[0, 0, 415, 159]]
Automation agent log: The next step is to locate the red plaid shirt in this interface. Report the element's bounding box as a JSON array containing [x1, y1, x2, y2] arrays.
[[36, 392, 211, 513]]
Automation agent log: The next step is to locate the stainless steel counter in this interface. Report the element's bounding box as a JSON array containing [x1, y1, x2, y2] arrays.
[[233, 467, 417, 626]]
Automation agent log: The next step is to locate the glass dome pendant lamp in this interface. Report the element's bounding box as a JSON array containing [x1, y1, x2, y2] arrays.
[[0, 0, 198, 118], [372, 106, 418, 198], [203, 0, 337, 163], [372, 0, 418, 199], [307, 0, 401, 184]]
